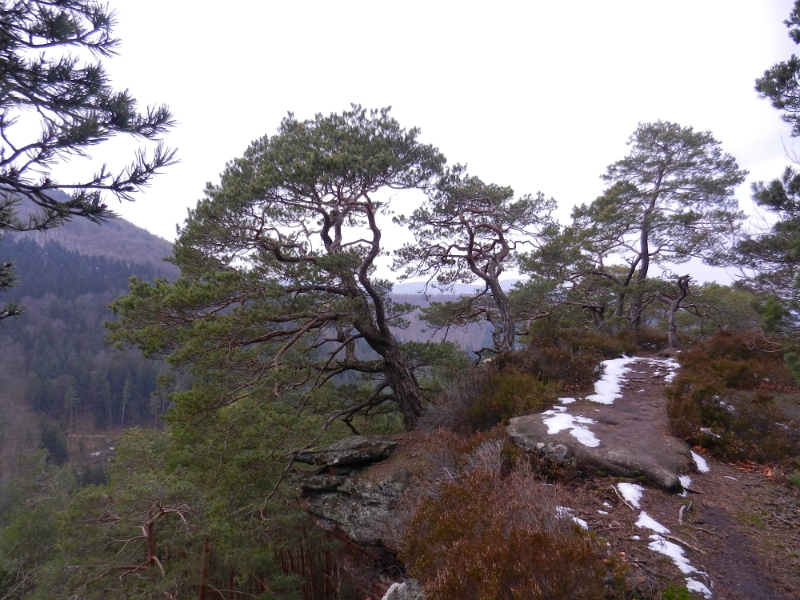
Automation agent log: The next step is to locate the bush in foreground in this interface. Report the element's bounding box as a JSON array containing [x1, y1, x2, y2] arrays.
[[401, 440, 607, 600]]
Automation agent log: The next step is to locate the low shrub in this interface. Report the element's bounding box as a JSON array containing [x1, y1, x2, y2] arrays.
[[470, 371, 559, 431], [401, 440, 607, 600], [665, 332, 800, 465], [420, 365, 559, 433]]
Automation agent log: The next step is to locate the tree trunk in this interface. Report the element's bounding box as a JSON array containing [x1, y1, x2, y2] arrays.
[[666, 301, 679, 349], [488, 279, 515, 354], [380, 343, 425, 428], [662, 276, 690, 349], [198, 538, 210, 600]]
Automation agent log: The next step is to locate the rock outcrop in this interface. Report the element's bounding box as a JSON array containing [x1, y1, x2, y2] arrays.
[[295, 435, 409, 569], [507, 357, 694, 490], [507, 412, 692, 490], [296, 436, 397, 468]]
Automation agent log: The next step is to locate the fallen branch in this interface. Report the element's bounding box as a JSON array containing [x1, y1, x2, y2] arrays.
[[688, 526, 719, 537], [664, 534, 708, 557], [678, 500, 693, 525]]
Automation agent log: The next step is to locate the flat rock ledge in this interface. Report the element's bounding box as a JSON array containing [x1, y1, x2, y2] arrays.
[[507, 413, 693, 490], [296, 435, 397, 468]]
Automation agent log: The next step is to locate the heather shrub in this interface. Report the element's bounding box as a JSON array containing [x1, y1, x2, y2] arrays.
[[469, 371, 559, 431], [418, 366, 495, 433], [666, 332, 800, 465], [401, 441, 606, 600], [420, 364, 559, 433]]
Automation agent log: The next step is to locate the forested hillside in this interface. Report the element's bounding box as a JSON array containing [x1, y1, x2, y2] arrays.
[[0, 235, 175, 480]]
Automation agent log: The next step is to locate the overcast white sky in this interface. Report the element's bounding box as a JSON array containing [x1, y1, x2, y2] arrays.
[[69, 0, 800, 282]]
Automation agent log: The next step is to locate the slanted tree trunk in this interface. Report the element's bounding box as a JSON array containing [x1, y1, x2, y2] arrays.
[[487, 278, 515, 354], [660, 275, 690, 349]]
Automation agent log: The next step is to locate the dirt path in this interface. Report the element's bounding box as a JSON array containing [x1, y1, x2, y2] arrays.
[[561, 356, 800, 599]]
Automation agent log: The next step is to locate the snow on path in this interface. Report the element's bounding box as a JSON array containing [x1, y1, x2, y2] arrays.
[[636, 511, 670, 534], [541, 406, 600, 447], [616, 482, 644, 508], [586, 356, 638, 404], [691, 450, 710, 473], [625, 483, 712, 597], [556, 505, 589, 529], [381, 583, 405, 600]]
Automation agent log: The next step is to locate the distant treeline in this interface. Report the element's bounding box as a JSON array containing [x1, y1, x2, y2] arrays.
[[0, 238, 168, 439], [2, 238, 159, 301]]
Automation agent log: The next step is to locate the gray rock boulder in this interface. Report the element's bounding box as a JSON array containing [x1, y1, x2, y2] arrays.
[[508, 402, 694, 491], [302, 467, 410, 554], [295, 435, 397, 467]]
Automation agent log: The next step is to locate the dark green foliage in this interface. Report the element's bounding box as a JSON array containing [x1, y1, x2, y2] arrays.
[[528, 121, 746, 333], [665, 332, 800, 465], [110, 106, 451, 429], [744, 2, 800, 335], [469, 371, 559, 431], [1, 238, 155, 300], [785, 351, 800, 385], [0, 236, 167, 439], [0, 428, 362, 599], [394, 168, 556, 354], [39, 419, 67, 465], [738, 167, 800, 334], [755, 1, 800, 135]]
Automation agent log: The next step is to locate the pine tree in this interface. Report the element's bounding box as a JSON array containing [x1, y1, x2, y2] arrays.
[[0, 1, 175, 319]]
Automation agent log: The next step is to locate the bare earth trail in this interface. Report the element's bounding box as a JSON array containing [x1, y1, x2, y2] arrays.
[[520, 356, 800, 600]]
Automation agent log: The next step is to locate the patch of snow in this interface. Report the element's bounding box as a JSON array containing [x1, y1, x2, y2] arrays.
[[636, 511, 670, 534], [638, 389, 646, 392], [649, 358, 680, 382], [556, 506, 588, 529], [541, 410, 600, 447], [686, 578, 712, 598], [724, 475, 738, 481], [556, 505, 571, 517], [617, 482, 645, 508], [89, 451, 102, 457], [597, 509, 608, 515], [648, 535, 698, 575], [603, 501, 611, 508], [699, 427, 721, 439], [632, 535, 641, 540], [381, 583, 405, 600], [679, 475, 691, 496], [558, 397, 576, 404], [648, 534, 713, 597], [691, 451, 710, 473], [586, 356, 638, 404]]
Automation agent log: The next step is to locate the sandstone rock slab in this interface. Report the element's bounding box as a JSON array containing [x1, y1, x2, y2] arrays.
[[295, 435, 397, 467]]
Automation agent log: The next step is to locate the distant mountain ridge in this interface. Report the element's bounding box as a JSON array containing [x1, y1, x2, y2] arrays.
[[12, 196, 178, 279], [390, 279, 525, 295]]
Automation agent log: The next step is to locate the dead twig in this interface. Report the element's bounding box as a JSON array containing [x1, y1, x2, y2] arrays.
[[678, 500, 693, 525], [611, 485, 637, 513], [685, 524, 719, 536], [663, 534, 708, 557]]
